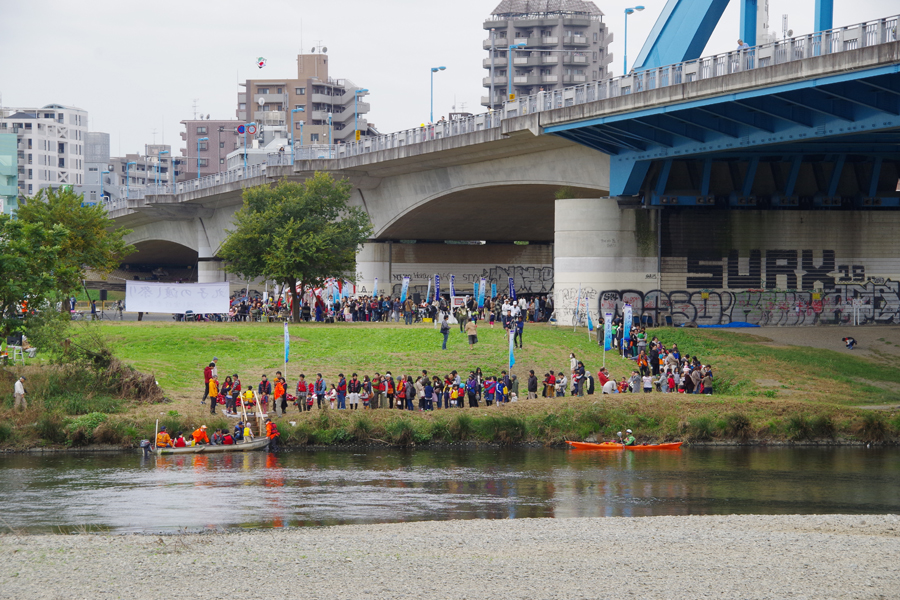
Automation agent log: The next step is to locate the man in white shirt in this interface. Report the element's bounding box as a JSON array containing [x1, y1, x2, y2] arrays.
[[501, 301, 511, 327], [14, 376, 26, 410]]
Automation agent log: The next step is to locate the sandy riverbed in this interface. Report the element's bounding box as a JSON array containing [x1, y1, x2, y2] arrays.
[[1, 514, 898, 599]]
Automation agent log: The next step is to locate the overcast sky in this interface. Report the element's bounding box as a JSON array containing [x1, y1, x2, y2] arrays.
[[1, 0, 893, 157]]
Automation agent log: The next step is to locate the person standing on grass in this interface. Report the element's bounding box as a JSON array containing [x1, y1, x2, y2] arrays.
[[514, 315, 524, 348], [440, 314, 451, 350], [372, 373, 382, 409], [258, 374, 272, 415], [14, 376, 27, 410], [348, 373, 361, 410], [221, 376, 234, 415], [527, 370, 538, 400], [556, 371, 567, 397], [384, 371, 395, 409], [465, 316, 478, 349], [296, 374, 308, 412], [208, 375, 219, 415], [202, 362, 214, 405], [337, 373, 347, 409], [314, 373, 326, 410], [466, 373, 479, 407], [274, 371, 288, 416]]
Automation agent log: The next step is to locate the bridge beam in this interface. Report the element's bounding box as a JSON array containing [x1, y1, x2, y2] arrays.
[[633, 0, 730, 70], [814, 0, 833, 32]]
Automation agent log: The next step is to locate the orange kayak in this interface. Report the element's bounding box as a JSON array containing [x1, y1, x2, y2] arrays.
[[566, 441, 683, 451]]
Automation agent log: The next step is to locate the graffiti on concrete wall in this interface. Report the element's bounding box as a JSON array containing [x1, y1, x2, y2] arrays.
[[555, 286, 599, 325], [599, 280, 900, 326]]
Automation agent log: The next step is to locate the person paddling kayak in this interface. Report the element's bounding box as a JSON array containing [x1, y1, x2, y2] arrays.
[[622, 429, 636, 446]]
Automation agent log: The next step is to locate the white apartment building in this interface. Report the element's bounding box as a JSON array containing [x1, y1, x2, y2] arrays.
[[0, 104, 88, 197]]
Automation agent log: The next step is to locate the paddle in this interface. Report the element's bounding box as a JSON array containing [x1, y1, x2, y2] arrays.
[[617, 431, 624, 447], [153, 419, 159, 452]]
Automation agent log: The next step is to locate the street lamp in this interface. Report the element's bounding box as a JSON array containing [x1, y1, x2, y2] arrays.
[[241, 123, 257, 171], [624, 6, 645, 75], [197, 137, 209, 180], [507, 43, 527, 99], [291, 107, 305, 164], [354, 88, 369, 139], [429, 68, 445, 123], [100, 170, 109, 203], [156, 149, 169, 189], [125, 161, 136, 198]]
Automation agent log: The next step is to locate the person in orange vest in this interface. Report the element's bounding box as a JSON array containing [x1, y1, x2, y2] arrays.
[[155, 426, 173, 448], [265, 418, 280, 452], [273, 371, 286, 416], [193, 425, 210, 445]]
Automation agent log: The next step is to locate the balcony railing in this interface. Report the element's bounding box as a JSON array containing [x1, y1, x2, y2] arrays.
[[111, 14, 898, 205]]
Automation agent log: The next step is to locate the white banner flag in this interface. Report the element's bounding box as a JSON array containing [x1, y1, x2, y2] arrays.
[[125, 281, 230, 314]]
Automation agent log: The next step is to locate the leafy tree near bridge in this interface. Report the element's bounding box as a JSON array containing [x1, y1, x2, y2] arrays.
[[16, 187, 134, 304], [218, 173, 373, 323]]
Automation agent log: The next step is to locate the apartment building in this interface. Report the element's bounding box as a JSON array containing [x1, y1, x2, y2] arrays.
[[178, 119, 243, 181], [0, 104, 88, 197], [0, 133, 18, 214], [75, 134, 176, 203], [482, 0, 614, 108], [237, 52, 371, 146]]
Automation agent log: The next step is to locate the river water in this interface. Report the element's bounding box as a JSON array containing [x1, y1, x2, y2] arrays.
[[0, 447, 897, 533]]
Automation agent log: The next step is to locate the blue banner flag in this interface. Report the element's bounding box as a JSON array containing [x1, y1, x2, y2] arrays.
[[508, 329, 516, 368], [435, 274, 441, 300], [473, 281, 479, 301], [588, 311, 594, 332], [400, 276, 410, 303], [450, 274, 456, 298], [331, 280, 340, 304], [490, 282, 497, 300], [623, 303, 633, 342], [509, 277, 516, 300], [604, 313, 613, 351], [425, 278, 432, 303], [478, 277, 486, 309], [284, 321, 290, 363], [373, 277, 378, 298]]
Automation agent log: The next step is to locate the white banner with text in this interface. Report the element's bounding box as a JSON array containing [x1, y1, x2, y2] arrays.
[[125, 281, 230, 314]]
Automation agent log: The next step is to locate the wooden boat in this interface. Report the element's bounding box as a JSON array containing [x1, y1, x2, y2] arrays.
[[566, 440, 683, 451], [155, 437, 270, 455]]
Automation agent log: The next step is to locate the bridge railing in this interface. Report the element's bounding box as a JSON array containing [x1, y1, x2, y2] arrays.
[[115, 13, 897, 207]]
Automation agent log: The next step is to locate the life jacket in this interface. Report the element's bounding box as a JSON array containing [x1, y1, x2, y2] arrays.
[[395, 383, 406, 399]]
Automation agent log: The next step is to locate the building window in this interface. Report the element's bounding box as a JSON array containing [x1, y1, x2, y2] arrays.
[[90, 191, 96, 201], [198, 159, 209, 167], [197, 126, 207, 134], [296, 87, 306, 95], [220, 158, 225, 165], [295, 122, 303, 130], [276, 87, 283, 94], [89, 167, 98, 172], [219, 142, 225, 148], [239, 103, 246, 110], [593, 51, 598, 61], [310, 133, 319, 142], [199, 142, 208, 151], [258, 87, 269, 94], [58, 158, 65, 168]]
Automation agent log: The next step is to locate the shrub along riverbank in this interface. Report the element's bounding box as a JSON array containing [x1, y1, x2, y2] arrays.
[[1, 321, 898, 449]]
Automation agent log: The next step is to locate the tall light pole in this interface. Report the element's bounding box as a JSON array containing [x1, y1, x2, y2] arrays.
[[429, 67, 445, 123], [196, 137, 209, 180], [242, 123, 257, 171], [291, 107, 305, 164], [156, 149, 169, 189], [624, 6, 645, 75], [354, 88, 369, 139], [100, 170, 109, 202], [125, 161, 136, 199], [328, 112, 333, 158], [507, 43, 527, 99]]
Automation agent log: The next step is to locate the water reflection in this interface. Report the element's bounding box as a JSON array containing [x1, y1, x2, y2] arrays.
[[0, 446, 897, 533]]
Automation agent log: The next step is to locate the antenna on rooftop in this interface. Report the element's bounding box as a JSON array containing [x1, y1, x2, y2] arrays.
[[192, 99, 199, 120]]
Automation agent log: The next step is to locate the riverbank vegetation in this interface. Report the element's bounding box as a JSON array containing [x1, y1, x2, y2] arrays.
[[1, 321, 899, 449]]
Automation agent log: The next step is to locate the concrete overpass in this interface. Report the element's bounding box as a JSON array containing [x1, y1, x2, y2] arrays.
[[111, 9, 900, 324]]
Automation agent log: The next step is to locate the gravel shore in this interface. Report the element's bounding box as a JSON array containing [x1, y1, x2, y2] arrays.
[[2, 514, 899, 599]]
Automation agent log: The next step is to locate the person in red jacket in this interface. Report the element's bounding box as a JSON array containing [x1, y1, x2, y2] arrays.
[[265, 418, 280, 452], [296, 374, 309, 412], [201, 362, 214, 405]]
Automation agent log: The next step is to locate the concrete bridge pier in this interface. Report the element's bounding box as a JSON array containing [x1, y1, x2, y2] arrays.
[[554, 198, 659, 326], [196, 217, 226, 283], [356, 242, 392, 296]]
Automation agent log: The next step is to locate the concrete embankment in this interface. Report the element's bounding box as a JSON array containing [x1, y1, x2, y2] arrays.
[[1, 514, 898, 599]]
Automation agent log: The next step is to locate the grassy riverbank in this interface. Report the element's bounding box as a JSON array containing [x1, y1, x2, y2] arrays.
[[1, 321, 899, 448]]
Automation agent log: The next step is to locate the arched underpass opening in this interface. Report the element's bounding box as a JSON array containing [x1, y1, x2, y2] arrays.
[[118, 240, 200, 282]]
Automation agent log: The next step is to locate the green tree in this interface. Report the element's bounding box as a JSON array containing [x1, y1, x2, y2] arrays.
[[16, 187, 134, 303], [0, 216, 71, 334], [219, 174, 373, 322]]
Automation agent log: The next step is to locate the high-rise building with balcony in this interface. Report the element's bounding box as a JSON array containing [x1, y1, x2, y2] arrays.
[[237, 51, 371, 146], [482, 0, 613, 109], [0, 104, 88, 198], [178, 119, 243, 181], [0, 133, 18, 215]]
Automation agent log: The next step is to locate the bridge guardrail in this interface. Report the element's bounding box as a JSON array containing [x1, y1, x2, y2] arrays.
[[110, 14, 897, 208]]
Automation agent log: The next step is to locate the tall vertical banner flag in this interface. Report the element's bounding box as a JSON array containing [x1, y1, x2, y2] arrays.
[[400, 276, 410, 303], [478, 277, 486, 309], [283, 321, 290, 364], [508, 328, 516, 368], [508, 277, 516, 300], [435, 274, 441, 300], [490, 282, 497, 300], [425, 278, 432, 303], [587, 310, 594, 332], [604, 312, 613, 351], [573, 284, 582, 328], [623, 303, 633, 342], [331, 280, 340, 305], [450, 275, 456, 299], [373, 277, 378, 298], [473, 281, 479, 302]]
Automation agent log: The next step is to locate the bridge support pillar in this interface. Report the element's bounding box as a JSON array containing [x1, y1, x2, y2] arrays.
[[554, 198, 659, 326], [196, 218, 225, 283], [356, 242, 391, 297]]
